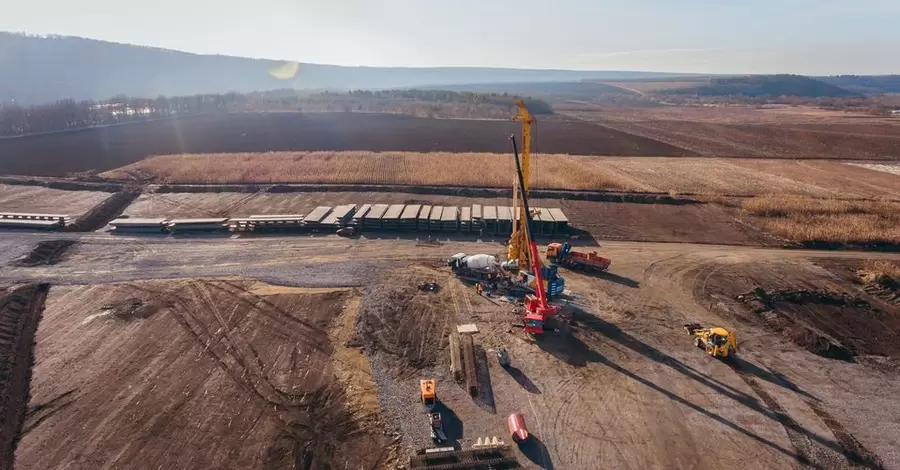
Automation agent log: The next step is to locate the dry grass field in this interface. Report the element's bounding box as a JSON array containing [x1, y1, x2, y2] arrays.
[[104, 151, 652, 191], [740, 195, 900, 245], [103, 152, 900, 199]]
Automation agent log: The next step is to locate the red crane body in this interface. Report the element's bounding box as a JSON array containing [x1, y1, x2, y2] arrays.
[[510, 135, 559, 334]]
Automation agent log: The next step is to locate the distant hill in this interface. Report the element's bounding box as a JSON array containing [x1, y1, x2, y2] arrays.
[[422, 81, 636, 100], [0, 32, 692, 105], [660, 75, 860, 98], [816, 75, 900, 94]]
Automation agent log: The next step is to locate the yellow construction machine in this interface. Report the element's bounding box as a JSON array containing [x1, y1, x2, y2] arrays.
[[684, 324, 736, 359], [420, 379, 437, 409], [507, 99, 535, 270]]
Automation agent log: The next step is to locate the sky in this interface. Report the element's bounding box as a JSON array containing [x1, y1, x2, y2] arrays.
[[3, 0, 900, 74]]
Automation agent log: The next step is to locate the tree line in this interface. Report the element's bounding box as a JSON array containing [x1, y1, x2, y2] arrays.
[[0, 94, 239, 137], [0, 89, 553, 137]]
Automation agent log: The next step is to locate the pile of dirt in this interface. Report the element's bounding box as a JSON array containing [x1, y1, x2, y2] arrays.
[[736, 287, 894, 360], [857, 263, 900, 307], [355, 281, 453, 377], [14, 240, 76, 266], [0, 283, 49, 470]]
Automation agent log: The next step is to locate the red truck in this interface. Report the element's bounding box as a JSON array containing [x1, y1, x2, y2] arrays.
[[546, 242, 611, 272]]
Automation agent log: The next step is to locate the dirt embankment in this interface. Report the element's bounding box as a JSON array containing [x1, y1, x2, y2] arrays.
[[14, 240, 76, 267], [0, 283, 49, 470], [154, 182, 699, 205], [697, 261, 900, 363], [64, 188, 142, 232]]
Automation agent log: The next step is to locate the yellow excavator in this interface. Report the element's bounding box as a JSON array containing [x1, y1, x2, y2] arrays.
[[684, 324, 737, 359]]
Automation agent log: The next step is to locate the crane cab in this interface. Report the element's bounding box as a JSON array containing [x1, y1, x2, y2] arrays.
[[420, 379, 437, 409]]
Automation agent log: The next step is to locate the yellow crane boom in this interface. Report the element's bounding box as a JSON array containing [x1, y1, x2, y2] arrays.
[[508, 99, 535, 268]]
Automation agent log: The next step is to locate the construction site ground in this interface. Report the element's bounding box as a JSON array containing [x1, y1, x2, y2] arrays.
[[0, 183, 113, 217], [2, 230, 900, 469]]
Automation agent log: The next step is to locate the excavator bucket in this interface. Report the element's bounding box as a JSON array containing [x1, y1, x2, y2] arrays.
[[683, 323, 703, 335]]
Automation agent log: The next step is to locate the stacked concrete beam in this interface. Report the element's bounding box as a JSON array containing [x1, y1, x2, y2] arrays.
[[441, 206, 459, 232], [483, 206, 498, 235], [364, 204, 390, 231], [418, 205, 433, 232], [459, 206, 472, 233], [167, 218, 229, 233], [233, 215, 306, 232], [321, 204, 357, 227], [399, 204, 421, 231], [303, 206, 333, 228], [547, 208, 568, 233], [429, 206, 444, 232], [110, 217, 168, 233], [497, 206, 513, 236], [471, 204, 483, 235], [381, 204, 405, 231], [0, 219, 66, 230], [351, 204, 372, 227]]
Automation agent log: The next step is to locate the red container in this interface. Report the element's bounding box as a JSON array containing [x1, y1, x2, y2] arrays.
[[507, 413, 529, 442]]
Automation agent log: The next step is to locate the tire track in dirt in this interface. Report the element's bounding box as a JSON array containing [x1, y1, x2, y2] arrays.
[[689, 256, 881, 468], [807, 401, 885, 470]]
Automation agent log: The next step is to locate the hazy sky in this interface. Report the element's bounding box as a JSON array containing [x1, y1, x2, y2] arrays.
[[3, 0, 900, 74]]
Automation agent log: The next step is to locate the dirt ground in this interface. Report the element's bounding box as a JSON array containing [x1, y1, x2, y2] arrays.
[[350, 245, 900, 469], [565, 108, 900, 160], [14, 279, 396, 469], [0, 184, 112, 216], [3, 230, 900, 468], [0, 112, 693, 177]]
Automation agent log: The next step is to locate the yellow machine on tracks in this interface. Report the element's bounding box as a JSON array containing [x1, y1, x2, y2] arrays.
[[684, 324, 736, 358]]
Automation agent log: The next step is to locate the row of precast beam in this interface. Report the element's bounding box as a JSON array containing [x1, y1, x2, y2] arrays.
[[108, 203, 570, 235]]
